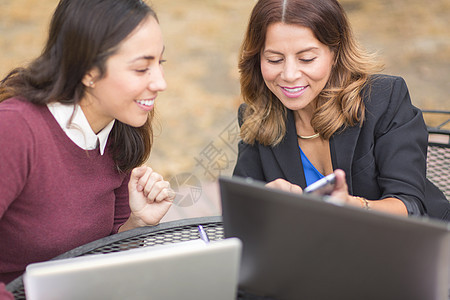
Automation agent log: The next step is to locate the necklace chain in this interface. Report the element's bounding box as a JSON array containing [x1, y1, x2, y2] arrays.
[[297, 133, 320, 140]]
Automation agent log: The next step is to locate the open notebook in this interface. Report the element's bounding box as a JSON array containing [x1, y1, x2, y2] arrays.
[[24, 238, 242, 300]]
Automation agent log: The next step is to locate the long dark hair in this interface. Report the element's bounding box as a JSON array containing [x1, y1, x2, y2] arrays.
[[239, 0, 381, 146], [0, 0, 158, 172]]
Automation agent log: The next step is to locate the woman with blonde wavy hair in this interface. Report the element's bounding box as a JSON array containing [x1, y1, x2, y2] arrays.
[[233, 0, 449, 220]]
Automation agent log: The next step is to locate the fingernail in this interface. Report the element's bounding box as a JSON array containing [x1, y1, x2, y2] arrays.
[[137, 184, 143, 192]]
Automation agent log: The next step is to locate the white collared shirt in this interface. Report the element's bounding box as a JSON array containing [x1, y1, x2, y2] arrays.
[[47, 102, 115, 155]]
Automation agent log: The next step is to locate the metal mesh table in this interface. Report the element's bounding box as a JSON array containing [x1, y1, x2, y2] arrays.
[[6, 216, 224, 300]]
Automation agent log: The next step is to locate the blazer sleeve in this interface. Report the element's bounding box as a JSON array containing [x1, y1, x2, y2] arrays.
[[370, 76, 448, 218], [233, 104, 266, 181]]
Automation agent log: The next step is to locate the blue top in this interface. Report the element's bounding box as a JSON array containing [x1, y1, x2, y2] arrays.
[[299, 146, 324, 186]]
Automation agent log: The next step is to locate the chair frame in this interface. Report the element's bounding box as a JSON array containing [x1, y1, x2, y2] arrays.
[[422, 110, 450, 201]]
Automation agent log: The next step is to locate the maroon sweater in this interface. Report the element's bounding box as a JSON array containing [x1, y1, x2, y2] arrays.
[[0, 98, 131, 284]]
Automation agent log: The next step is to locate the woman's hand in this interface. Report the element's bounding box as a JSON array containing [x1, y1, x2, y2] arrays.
[[265, 178, 303, 194], [264, 171, 352, 205], [328, 169, 354, 205], [120, 166, 175, 232], [329, 169, 407, 215], [264, 170, 407, 216]]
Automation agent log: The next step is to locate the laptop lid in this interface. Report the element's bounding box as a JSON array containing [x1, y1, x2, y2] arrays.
[[219, 176, 450, 300], [24, 238, 242, 300]]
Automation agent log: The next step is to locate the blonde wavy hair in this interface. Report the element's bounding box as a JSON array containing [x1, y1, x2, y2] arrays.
[[239, 0, 383, 146]]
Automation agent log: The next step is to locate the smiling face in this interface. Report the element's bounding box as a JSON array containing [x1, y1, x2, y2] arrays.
[[260, 22, 335, 113], [80, 16, 167, 133]]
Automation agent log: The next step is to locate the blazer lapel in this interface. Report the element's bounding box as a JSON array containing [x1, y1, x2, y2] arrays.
[[271, 110, 307, 188], [330, 125, 361, 194], [269, 110, 361, 191]]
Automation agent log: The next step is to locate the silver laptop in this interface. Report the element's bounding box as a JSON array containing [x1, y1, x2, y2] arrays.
[[24, 238, 242, 300], [219, 176, 450, 300]]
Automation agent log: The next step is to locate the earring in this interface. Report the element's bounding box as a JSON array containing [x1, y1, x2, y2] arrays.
[[89, 81, 94, 87]]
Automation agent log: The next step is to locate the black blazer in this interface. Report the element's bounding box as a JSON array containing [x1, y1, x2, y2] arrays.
[[233, 75, 449, 221]]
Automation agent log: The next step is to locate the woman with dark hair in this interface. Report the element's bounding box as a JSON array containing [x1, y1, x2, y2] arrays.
[[233, 0, 449, 220], [0, 0, 175, 287]]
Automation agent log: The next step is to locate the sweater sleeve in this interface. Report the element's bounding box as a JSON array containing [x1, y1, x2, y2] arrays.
[[0, 283, 14, 300], [111, 172, 131, 234], [0, 108, 35, 219]]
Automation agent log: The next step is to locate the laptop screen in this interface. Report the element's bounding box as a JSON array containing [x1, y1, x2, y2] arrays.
[[24, 238, 242, 300], [220, 176, 450, 300]]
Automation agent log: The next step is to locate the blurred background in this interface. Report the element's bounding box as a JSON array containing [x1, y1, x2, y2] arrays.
[[1, 0, 449, 220]]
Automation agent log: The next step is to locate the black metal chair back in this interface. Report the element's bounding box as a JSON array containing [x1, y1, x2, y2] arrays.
[[423, 110, 450, 200]]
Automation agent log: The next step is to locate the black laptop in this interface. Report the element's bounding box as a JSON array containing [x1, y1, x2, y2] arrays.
[[219, 176, 450, 300]]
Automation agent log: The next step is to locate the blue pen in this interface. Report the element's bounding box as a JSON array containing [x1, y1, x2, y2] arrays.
[[198, 225, 210, 243]]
